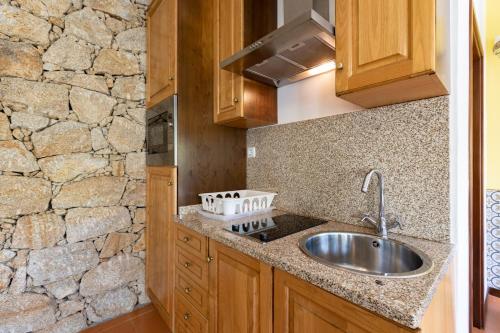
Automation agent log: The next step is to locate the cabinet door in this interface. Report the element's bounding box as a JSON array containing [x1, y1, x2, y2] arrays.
[[208, 240, 273, 333], [146, 166, 177, 329], [335, 0, 435, 95], [147, 0, 177, 107], [213, 0, 244, 123], [274, 270, 415, 333]]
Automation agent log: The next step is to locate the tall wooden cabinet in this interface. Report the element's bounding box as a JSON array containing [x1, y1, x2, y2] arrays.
[[335, 0, 450, 108], [208, 241, 273, 333], [213, 0, 278, 128], [147, 0, 177, 107], [146, 0, 246, 207], [146, 166, 177, 329]]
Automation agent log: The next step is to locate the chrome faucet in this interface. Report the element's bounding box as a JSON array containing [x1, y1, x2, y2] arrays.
[[361, 169, 401, 238]]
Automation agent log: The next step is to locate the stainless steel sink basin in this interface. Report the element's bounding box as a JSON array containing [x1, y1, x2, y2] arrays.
[[298, 232, 433, 277]]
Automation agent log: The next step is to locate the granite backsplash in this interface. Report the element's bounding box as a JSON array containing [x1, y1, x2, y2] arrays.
[[247, 96, 450, 242]]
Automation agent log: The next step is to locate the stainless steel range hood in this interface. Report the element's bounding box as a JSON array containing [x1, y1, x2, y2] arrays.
[[220, 0, 336, 87]]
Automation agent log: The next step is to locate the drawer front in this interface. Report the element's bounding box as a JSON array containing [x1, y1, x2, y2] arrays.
[[175, 246, 209, 289], [175, 291, 208, 333], [175, 224, 208, 259], [175, 270, 209, 317]]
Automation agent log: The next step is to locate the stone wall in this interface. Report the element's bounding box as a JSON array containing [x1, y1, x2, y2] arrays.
[[0, 0, 148, 332]]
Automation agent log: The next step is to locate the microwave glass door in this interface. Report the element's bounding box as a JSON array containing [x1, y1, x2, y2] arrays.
[[146, 95, 177, 166]]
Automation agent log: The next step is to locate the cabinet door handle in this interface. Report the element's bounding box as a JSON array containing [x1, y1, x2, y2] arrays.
[[207, 256, 214, 263], [184, 287, 192, 294], [182, 236, 190, 243], [336, 62, 344, 70], [167, 180, 174, 186], [233, 97, 239, 103], [183, 312, 191, 320], [169, 76, 175, 81], [184, 262, 191, 268]]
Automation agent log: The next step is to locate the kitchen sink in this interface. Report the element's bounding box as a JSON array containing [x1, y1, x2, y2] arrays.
[[298, 232, 433, 278]]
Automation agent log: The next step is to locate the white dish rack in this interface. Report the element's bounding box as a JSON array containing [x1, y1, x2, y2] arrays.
[[199, 190, 277, 216]]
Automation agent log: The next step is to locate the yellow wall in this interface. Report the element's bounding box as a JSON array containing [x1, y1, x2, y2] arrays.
[[486, 0, 500, 189]]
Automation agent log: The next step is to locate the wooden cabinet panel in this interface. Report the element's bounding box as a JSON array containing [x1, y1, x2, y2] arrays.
[[147, 0, 177, 107], [146, 166, 177, 329], [208, 240, 273, 333], [336, 0, 434, 94], [175, 291, 209, 333], [213, 0, 277, 128], [419, 265, 454, 333], [175, 246, 209, 289], [356, 0, 410, 69], [175, 270, 209, 317], [274, 269, 415, 333], [175, 224, 208, 260], [214, 0, 244, 123], [335, 0, 448, 108]]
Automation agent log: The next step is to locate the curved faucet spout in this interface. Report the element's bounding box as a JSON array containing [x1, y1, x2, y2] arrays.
[[361, 169, 387, 237]]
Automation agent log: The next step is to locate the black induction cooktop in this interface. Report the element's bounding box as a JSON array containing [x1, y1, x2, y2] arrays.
[[224, 214, 327, 243]]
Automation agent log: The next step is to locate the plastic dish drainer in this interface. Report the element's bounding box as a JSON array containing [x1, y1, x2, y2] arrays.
[[199, 190, 277, 216]]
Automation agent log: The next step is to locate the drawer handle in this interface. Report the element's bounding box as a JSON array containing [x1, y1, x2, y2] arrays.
[[183, 312, 191, 320], [182, 236, 190, 243], [184, 287, 192, 294], [184, 262, 191, 268]]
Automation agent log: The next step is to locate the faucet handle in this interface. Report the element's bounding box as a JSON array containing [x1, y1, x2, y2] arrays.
[[361, 213, 378, 228], [387, 215, 403, 230]]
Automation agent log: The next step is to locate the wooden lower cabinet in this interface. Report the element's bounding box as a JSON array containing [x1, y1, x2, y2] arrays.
[[274, 269, 454, 333], [146, 166, 177, 330], [274, 269, 416, 333], [174, 224, 210, 332], [208, 240, 273, 333], [171, 227, 452, 333], [175, 291, 209, 333]]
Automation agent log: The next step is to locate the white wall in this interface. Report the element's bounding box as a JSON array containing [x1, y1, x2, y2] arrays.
[[449, 0, 471, 331], [277, 70, 362, 124]]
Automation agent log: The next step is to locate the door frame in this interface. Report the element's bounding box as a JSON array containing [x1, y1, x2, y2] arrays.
[[469, 1, 486, 329]]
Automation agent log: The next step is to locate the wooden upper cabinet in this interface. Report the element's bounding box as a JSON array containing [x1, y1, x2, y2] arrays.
[[214, 0, 277, 128], [335, 0, 449, 108], [214, 0, 244, 122], [146, 166, 177, 330], [147, 0, 177, 108], [208, 240, 273, 333]]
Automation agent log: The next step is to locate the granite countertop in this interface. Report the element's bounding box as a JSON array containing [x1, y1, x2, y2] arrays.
[[176, 206, 454, 329]]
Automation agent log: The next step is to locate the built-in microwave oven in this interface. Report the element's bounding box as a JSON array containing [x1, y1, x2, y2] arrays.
[[146, 95, 177, 166]]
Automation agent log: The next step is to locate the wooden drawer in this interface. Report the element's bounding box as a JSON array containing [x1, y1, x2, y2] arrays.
[[175, 224, 208, 259], [175, 291, 208, 333], [175, 246, 209, 289], [175, 270, 209, 317]]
